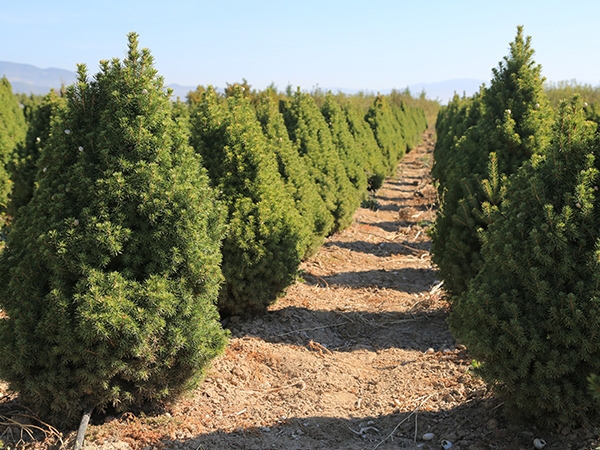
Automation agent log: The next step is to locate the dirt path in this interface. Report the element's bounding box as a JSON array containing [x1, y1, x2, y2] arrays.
[[7, 130, 600, 449]]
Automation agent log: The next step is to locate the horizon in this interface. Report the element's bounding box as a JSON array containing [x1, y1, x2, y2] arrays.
[[1, 1, 599, 94]]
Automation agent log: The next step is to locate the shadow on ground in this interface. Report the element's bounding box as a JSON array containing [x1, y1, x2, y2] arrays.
[[324, 240, 430, 257], [227, 305, 453, 353], [155, 398, 583, 450], [301, 267, 437, 292]]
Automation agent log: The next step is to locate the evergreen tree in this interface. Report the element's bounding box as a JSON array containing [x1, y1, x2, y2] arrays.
[[431, 26, 553, 296], [281, 89, 356, 231], [321, 93, 367, 204], [255, 89, 332, 257], [343, 102, 386, 191], [8, 90, 66, 218], [431, 90, 485, 190], [0, 33, 228, 426], [365, 95, 405, 175], [0, 77, 27, 215], [451, 97, 600, 425], [190, 85, 306, 316]]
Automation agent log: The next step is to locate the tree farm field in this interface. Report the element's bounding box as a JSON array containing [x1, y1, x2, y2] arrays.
[[1, 130, 599, 449]]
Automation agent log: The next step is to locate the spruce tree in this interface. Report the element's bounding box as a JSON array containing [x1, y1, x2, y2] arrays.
[[0, 77, 27, 216], [451, 97, 600, 425], [0, 33, 228, 426], [8, 90, 66, 218], [321, 93, 367, 204], [365, 95, 405, 175], [343, 102, 387, 191], [431, 26, 553, 296], [190, 86, 306, 316], [255, 89, 332, 257], [281, 89, 356, 232]]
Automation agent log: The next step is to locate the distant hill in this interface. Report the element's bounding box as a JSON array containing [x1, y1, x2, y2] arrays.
[[408, 79, 486, 104], [0, 61, 198, 99], [0, 61, 77, 95], [0, 61, 485, 104]]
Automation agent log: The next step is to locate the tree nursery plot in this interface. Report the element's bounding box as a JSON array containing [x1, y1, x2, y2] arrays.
[[1, 130, 597, 450]]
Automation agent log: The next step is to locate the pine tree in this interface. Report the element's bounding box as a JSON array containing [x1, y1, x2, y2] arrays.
[[0, 33, 228, 426], [190, 85, 306, 316], [451, 96, 600, 425], [431, 26, 553, 296], [255, 89, 332, 257], [281, 89, 356, 231], [0, 77, 27, 216]]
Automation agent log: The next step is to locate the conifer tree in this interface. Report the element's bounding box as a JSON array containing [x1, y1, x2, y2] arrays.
[[0, 77, 27, 215], [255, 89, 332, 257], [321, 93, 367, 203], [281, 89, 356, 231], [431, 90, 485, 190], [431, 26, 553, 296], [8, 90, 66, 218], [0, 33, 228, 426], [451, 97, 600, 425], [190, 86, 306, 316], [343, 102, 387, 190], [365, 95, 405, 175]]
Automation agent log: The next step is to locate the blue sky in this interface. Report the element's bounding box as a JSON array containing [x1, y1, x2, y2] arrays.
[[2, 0, 600, 92]]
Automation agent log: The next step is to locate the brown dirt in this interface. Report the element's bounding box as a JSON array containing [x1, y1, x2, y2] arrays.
[[2, 131, 600, 449]]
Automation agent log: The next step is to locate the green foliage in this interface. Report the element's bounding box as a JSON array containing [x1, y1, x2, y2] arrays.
[[8, 90, 66, 218], [0, 77, 27, 214], [343, 101, 387, 191], [365, 95, 405, 175], [431, 26, 553, 296], [281, 89, 357, 232], [0, 33, 228, 426], [190, 86, 306, 316], [255, 89, 332, 257], [451, 97, 600, 425], [321, 93, 367, 207]]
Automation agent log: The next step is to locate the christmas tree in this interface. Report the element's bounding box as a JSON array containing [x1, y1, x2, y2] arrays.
[[431, 26, 553, 296], [190, 85, 305, 316], [0, 33, 228, 426], [451, 96, 600, 425]]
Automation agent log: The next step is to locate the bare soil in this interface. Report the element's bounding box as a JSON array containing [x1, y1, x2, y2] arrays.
[[2, 130, 600, 449]]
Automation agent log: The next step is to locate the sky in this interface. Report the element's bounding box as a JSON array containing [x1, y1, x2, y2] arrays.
[[2, 0, 600, 93]]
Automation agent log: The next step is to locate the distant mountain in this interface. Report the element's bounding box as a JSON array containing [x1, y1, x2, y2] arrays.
[[0, 61, 77, 95], [0, 61, 198, 99], [408, 79, 486, 104], [0, 61, 485, 104]]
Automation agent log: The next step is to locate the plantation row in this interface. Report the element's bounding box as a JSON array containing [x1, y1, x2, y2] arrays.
[[431, 26, 600, 426], [0, 33, 428, 426]]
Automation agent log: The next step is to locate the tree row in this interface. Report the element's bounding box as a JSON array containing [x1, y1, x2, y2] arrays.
[[0, 33, 428, 426]]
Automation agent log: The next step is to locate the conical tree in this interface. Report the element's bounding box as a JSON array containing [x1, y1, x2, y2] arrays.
[[431, 26, 553, 296], [0, 33, 228, 426], [190, 85, 306, 316], [431, 90, 485, 190], [365, 95, 405, 175], [281, 89, 356, 232], [343, 101, 386, 191], [0, 77, 27, 216], [321, 93, 367, 204], [451, 96, 600, 425], [8, 90, 66, 218], [255, 89, 332, 257]]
